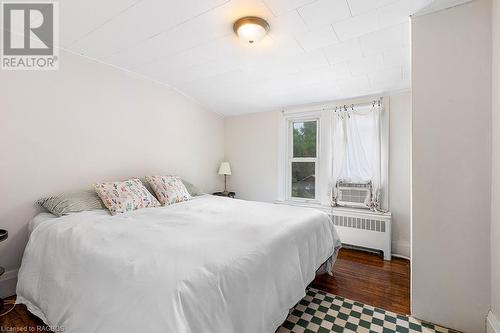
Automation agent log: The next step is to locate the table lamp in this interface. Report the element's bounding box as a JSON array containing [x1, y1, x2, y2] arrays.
[[218, 162, 232, 194]]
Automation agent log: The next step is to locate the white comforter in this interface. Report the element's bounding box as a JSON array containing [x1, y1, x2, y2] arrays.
[[17, 196, 341, 333]]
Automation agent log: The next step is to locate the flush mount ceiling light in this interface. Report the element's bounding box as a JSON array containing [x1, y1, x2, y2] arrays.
[[233, 16, 270, 44]]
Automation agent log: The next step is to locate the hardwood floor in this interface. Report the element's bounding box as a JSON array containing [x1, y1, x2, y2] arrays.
[[0, 297, 46, 330], [311, 248, 411, 315], [0, 248, 410, 331]]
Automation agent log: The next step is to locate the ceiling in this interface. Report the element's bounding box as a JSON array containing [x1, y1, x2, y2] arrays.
[[46, 0, 459, 115]]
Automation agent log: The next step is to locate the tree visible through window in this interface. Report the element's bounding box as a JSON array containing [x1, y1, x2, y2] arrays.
[[293, 121, 316, 158], [290, 120, 317, 199]]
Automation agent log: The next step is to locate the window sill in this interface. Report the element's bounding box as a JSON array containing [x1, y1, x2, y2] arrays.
[[274, 200, 392, 217]]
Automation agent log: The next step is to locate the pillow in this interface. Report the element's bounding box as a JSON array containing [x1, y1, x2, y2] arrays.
[[94, 178, 160, 215], [146, 175, 192, 205], [37, 190, 105, 217], [141, 177, 202, 198], [181, 179, 203, 197]]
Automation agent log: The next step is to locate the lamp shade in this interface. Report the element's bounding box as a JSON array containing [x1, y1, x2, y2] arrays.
[[218, 162, 232, 175]]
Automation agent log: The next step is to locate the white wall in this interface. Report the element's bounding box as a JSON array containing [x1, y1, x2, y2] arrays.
[[0, 50, 225, 295], [224, 110, 281, 203], [224, 91, 412, 257], [411, 1, 492, 332], [490, 0, 500, 330], [389, 93, 412, 257]]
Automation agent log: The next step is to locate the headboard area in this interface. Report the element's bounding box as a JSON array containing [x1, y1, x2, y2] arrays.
[[0, 50, 225, 296]]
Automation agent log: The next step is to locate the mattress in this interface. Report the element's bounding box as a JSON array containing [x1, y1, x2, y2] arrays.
[[17, 195, 341, 333], [28, 209, 109, 235]]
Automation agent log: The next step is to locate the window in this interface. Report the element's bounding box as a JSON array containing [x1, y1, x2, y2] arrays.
[[332, 105, 383, 210], [279, 99, 387, 210], [288, 119, 318, 200]]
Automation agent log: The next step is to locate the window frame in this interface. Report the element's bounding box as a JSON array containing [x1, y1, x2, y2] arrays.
[[277, 97, 389, 211], [286, 117, 320, 203]]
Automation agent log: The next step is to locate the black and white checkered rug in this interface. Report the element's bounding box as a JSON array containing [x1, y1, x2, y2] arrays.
[[278, 288, 460, 333]]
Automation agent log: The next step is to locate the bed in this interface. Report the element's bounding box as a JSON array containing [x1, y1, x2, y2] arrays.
[[17, 195, 341, 333]]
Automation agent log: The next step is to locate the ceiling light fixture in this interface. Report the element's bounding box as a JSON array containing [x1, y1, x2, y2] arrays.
[[233, 16, 270, 44]]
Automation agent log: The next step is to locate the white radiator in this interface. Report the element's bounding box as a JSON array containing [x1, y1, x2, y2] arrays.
[[330, 208, 392, 260]]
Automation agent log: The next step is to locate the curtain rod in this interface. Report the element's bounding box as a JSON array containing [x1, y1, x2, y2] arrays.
[[334, 101, 381, 113], [283, 97, 383, 114], [330, 98, 382, 113]]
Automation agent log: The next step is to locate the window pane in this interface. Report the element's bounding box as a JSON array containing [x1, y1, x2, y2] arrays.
[[293, 121, 317, 158], [291, 162, 315, 199]]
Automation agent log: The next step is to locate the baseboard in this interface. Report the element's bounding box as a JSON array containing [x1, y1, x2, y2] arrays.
[[487, 311, 500, 333], [0, 268, 18, 298], [392, 240, 410, 259], [392, 253, 410, 261]]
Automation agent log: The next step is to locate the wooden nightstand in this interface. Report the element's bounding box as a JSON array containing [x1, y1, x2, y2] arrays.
[[212, 191, 235, 198]]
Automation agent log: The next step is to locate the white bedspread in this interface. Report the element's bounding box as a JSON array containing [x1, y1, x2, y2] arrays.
[[17, 195, 341, 333]]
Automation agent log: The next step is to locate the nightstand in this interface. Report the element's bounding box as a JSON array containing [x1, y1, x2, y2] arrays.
[[0, 229, 7, 310], [212, 191, 236, 198]]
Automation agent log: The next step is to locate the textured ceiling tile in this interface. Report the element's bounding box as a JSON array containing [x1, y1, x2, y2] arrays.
[[262, 0, 317, 16], [215, 0, 274, 24], [68, 0, 230, 58], [145, 56, 240, 86], [329, 63, 353, 78], [297, 0, 352, 28], [59, 0, 422, 114], [332, 11, 380, 41], [342, 75, 371, 89], [346, 0, 399, 16], [105, 27, 235, 71], [358, 23, 407, 56], [347, 54, 385, 76], [376, 0, 427, 29], [368, 67, 403, 86], [268, 10, 309, 36], [323, 38, 364, 65], [177, 70, 251, 94], [295, 52, 331, 72], [59, 0, 140, 46], [100, 0, 273, 69], [382, 46, 410, 68], [240, 51, 328, 79], [413, 0, 469, 16], [295, 25, 339, 52], [104, 32, 231, 72]]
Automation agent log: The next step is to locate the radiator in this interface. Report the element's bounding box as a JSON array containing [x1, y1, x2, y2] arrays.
[[330, 209, 392, 260]]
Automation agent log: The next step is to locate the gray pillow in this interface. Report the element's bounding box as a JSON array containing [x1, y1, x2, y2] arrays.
[[37, 190, 105, 217], [181, 179, 203, 197]]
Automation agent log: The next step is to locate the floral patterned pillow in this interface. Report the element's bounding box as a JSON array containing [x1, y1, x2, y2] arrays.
[[145, 175, 192, 206], [94, 178, 160, 215]]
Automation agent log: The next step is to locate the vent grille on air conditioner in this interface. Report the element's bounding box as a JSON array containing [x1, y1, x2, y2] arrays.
[[331, 215, 386, 233], [337, 182, 371, 208], [339, 188, 368, 204]]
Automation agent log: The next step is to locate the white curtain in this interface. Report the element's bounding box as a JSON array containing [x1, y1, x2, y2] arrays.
[[331, 104, 383, 210]]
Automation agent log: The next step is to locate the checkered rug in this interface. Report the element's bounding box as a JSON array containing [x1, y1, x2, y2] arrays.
[[278, 288, 460, 333]]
